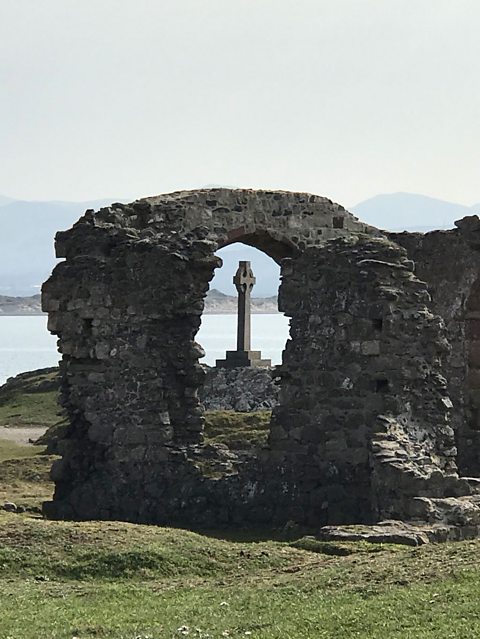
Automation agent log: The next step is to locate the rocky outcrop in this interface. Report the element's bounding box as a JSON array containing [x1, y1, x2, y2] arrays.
[[0, 294, 42, 315], [199, 367, 279, 412], [0, 367, 60, 399]]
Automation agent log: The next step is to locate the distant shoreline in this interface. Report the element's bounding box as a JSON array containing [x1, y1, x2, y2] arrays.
[[0, 289, 280, 316], [0, 313, 47, 317]]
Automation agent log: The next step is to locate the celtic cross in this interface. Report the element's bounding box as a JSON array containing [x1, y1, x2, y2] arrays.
[[233, 261, 256, 352]]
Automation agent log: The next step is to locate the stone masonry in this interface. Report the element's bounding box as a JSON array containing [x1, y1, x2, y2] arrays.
[[391, 219, 480, 477], [41, 189, 480, 537], [199, 366, 278, 412]]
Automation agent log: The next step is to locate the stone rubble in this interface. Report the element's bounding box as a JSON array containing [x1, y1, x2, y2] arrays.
[[199, 367, 279, 412]]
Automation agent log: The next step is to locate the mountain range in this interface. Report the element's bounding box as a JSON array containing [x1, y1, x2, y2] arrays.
[[350, 192, 480, 232], [0, 191, 478, 298]]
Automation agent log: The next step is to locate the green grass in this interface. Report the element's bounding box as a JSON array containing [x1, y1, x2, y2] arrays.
[[203, 410, 271, 449], [0, 438, 44, 462], [1, 509, 480, 638], [1, 436, 480, 638], [3, 379, 480, 637], [0, 389, 60, 427], [0, 438, 55, 509], [0, 368, 60, 428], [2, 573, 479, 639]]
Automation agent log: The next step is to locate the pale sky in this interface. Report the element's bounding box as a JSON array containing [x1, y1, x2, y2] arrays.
[[1, 0, 479, 207]]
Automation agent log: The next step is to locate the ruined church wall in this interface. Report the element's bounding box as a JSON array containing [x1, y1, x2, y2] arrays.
[[42, 232, 220, 519], [41, 188, 471, 529], [269, 236, 456, 523], [390, 229, 480, 475], [54, 189, 379, 266], [42, 187, 382, 521]]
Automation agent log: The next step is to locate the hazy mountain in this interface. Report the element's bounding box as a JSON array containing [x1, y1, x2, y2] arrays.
[[214, 244, 281, 297], [0, 197, 116, 296], [1, 191, 479, 298], [0, 195, 15, 207], [0, 194, 281, 297], [351, 192, 479, 232]]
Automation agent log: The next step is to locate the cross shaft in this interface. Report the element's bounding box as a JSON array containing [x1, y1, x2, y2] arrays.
[[233, 261, 256, 351]]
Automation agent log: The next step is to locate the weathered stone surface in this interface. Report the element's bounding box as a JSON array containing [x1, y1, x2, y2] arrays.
[[391, 221, 480, 476], [218, 260, 271, 368], [317, 520, 472, 546], [41, 189, 480, 536], [199, 367, 279, 412], [269, 236, 460, 524]]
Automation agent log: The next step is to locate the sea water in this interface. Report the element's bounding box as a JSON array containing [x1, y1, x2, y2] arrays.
[[0, 314, 290, 385]]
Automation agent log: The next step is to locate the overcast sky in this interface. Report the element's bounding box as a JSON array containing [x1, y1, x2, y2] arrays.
[[1, 0, 479, 207]]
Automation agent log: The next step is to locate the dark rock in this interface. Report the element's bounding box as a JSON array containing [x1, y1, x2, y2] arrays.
[[199, 367, 279, 411]]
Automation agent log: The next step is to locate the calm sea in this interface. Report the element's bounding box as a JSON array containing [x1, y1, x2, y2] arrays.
[[0, 314, 290, 385]]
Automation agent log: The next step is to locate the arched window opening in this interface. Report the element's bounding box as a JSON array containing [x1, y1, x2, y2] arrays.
[[197, 242, 289, 366], [195, 241, 290, 451]]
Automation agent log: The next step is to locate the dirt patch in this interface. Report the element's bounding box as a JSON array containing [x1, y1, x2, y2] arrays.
[[0, 427, 47, 445]]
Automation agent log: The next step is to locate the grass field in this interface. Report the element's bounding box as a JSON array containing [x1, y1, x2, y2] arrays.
[[2, 377, 480, 637], [2, 438, 480, 637], [0, 368, 60, 428]]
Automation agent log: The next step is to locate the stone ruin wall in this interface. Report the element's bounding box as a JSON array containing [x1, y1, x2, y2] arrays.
[[269, 237, 457, 523], [391, 219, 480, 476], [43, 189, 376, 523], [41, 189, 480, 532]]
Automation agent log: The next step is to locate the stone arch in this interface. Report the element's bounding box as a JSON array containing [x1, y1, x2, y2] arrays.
[[217, 228, 296, 263], [46, 189, 377, 438], [42, 188, 473, 530], [42, 189, 378, 521]]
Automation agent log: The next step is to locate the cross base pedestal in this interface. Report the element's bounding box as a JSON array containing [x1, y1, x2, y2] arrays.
[[215, 350, 272, 369]]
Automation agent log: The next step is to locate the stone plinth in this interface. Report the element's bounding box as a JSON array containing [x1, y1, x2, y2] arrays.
[[215, 350, 272, 369]]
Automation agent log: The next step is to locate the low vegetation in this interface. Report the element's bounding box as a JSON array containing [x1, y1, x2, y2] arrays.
[[203, 410, 271, 449], [0, 368, 271, 451], [2, 438, 480, 637], [0, 438, 55, 510], [0, 367, 60, 428], [3, 376, 480, 636]]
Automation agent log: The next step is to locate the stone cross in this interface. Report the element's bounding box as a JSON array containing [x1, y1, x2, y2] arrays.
[[233, 261, 256, 352], [215, 260, 271, 368]]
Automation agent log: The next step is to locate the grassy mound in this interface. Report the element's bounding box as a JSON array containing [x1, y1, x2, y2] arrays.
[[0, 438, 56, 510], [1, 507, 480, 637], [0, 367, 60, 428], [1, 423, 480, 635], [4, 372, 480, 636]]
